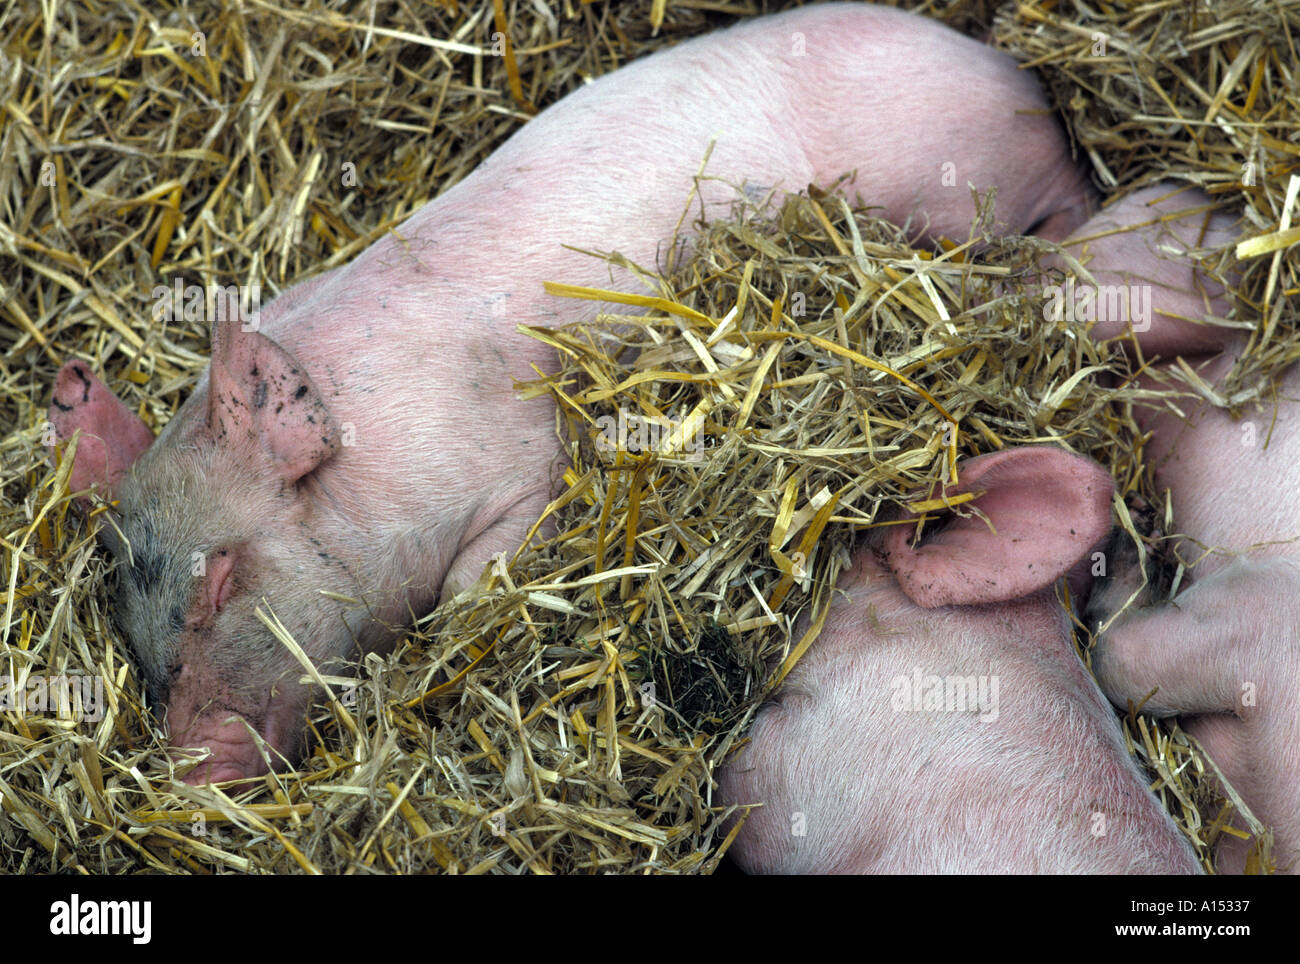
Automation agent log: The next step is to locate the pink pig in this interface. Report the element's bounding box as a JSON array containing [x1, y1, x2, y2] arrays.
[[49, 3, 1093, 784], [716, 446, 1201, 873], [1064, 184, 1298, 874]]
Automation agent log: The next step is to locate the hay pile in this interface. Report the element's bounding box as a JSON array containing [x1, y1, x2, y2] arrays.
[[0, 0, 1293, 873]]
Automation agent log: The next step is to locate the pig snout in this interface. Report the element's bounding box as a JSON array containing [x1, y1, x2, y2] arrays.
[[718, 446, 1201, 873], [165, 673, 304, 786]]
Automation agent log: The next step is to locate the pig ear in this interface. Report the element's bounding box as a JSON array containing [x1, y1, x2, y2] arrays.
[[883, 447, 1113, 608], [49, 360, 155, 498], [207, 322, 340, 484]]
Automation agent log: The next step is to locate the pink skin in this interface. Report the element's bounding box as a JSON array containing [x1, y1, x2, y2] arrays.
[[717, 447, 1201, 873], [1062, 184, 1299, 873], [49, 3, 1093, 785]]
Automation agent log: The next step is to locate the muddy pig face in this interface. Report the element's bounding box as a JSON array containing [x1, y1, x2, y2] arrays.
[[50, 323, 362, 783]]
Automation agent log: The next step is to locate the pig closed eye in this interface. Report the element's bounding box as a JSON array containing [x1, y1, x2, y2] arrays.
[[142, 663, 182, 704]]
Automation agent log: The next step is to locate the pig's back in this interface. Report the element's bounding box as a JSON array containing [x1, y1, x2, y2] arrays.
[[240, 2, 1089, 431], [382, 2, 1084, 292]]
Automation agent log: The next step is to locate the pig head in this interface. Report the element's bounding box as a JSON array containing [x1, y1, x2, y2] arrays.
[[718, 446, 1201, 873], [1062, 184, 1299, 872], [50, 324, 380, 784], [49, 2, 1097, 784]]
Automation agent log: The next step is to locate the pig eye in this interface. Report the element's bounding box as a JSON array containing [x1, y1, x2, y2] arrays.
[[146, 663, 183, 705]]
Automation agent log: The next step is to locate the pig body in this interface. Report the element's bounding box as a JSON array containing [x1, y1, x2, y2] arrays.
[[717, 446, 1201, 873], [51, 3, 1093, 784], [1065, 186, 1299, 873]]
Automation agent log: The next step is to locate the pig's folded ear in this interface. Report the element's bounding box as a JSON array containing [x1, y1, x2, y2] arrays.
[[882, 447, 1113, 608], [49, 360, 155, 498], [207, 322, 341, 484]]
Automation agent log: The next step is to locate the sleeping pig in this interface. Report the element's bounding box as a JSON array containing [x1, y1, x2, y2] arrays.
[[49, 2, 1093, 784], [1063, 185, 1298, 873], [716, 445, 1202, 873]]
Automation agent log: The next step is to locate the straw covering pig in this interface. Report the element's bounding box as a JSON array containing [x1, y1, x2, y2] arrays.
[[49, 3, 1093, 784], [716, 446, 1202, 873], [1067, 185, 1298, 873]]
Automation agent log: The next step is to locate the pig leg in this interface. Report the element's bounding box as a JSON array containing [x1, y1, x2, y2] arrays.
[[1094, 557, 1300, 873], [438, 490, 554, 601], [1052, 184, 1239, 358]]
